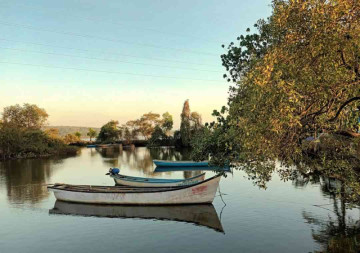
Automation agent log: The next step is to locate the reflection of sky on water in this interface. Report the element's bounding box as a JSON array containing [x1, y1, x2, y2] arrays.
[[0, 147, 359, 252]]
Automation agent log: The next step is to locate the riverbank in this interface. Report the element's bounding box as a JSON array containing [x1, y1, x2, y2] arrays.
[[0, 139, 175, 161], [0, 128, 79, 161], [69, 139, 175, 147], [0, 145, 79, 161]]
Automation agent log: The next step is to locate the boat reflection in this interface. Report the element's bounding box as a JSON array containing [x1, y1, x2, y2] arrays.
[[49, 200, 224, 233], [154, 166, 231, 173]]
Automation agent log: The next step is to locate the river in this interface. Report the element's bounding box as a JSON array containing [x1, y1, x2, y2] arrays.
[[0, 146, 359, 252]]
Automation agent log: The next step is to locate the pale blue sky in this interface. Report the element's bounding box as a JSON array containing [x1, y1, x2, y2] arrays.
[[0, 0, 272, 127]]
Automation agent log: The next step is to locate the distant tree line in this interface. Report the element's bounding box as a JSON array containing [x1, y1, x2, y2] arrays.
[[96, 100, 204, 147], [96, 112, 174, 145], [0, 100, 204, 160], [43, 126, 100, 137]]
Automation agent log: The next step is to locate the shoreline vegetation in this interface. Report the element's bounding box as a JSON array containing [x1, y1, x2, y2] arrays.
[[0, 100, 203, 160], [0, 104, 78, 160]]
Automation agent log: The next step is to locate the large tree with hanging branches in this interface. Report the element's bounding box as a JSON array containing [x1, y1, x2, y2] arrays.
[[192, 0, 360, 203]]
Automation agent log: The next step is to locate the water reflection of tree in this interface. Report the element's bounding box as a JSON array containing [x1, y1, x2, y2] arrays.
[[0, 158, 63, 205], [96, 147, 190, 176], [96, 146, 120, 167], [292, 174, 360, 252], [90, 148, 97, 157], [303, 208, 360, 252]]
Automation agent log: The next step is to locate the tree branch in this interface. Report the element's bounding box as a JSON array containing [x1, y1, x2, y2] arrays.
[[329, 97, 360, 122], [339, 50, 352, 71]]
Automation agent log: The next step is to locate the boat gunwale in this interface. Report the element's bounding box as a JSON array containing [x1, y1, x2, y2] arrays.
[[48, 174, 221, 194], [110, 172, 205, 183]]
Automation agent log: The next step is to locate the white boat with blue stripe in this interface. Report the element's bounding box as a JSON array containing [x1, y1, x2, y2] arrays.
[[47, 174, 221, 205], [108, 168, 205, 187]]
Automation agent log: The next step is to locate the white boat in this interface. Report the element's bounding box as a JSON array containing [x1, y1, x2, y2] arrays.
[[110, 172, 206, 187], [47, 174, 221, 205]]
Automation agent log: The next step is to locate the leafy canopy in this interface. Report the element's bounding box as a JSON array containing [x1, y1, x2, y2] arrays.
[[161, 112, 173, 134], [2, 103, 48, 129], [0, 104, 77, 159], [87, 128, 97, 141], [97, 120, 120, 143], [192, 0, 360, 200]]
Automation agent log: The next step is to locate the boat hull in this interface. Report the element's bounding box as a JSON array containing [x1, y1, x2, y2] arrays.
[[153, 160, 209, 167], [48, 175, 220, 205], [111, 173, 205, 187]]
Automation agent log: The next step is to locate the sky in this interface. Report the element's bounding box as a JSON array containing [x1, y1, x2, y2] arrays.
[[0, 0, 272, 128]]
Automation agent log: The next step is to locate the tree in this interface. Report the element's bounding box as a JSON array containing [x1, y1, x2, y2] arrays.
[[148, 125, 167, 147], [180, 100, 191, 147], [74, 132, 82, 140], [87, 128, 97, 142], [179, 100, 202, 146], [2, 103, 48, 129], [97, 120, 120, 143], [147, 112, 174, 146], [44, 128, 61, 139], [0, 105, 77, 159], [190, 112, 203, 132], [0, 126, 23, 159], [173, 130, 182, 147], [125, 120, 139, 140], [124, 126, 132, 144], [126, 112, 161, 140], [137, 112, 161, 140], [63, 133, 79, 144], [117, 126, 124, 141], [192, 0, 360, 202], [161, 112, 173, 135]]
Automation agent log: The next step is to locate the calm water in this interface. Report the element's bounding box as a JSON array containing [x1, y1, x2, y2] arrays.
[[0, 147, 359, 253]]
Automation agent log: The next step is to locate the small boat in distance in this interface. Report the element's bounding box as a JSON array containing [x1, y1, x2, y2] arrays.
[[50, 201, 224, 233], [47, 174, 221, 205], [153, 160, 209, 167], [110, 171, 206, 187]]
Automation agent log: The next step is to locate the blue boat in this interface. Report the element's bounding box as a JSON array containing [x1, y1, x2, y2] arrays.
[[154, 166, 231, 173], [86, 144, 97, 148], [153, 160, 209, 167]]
